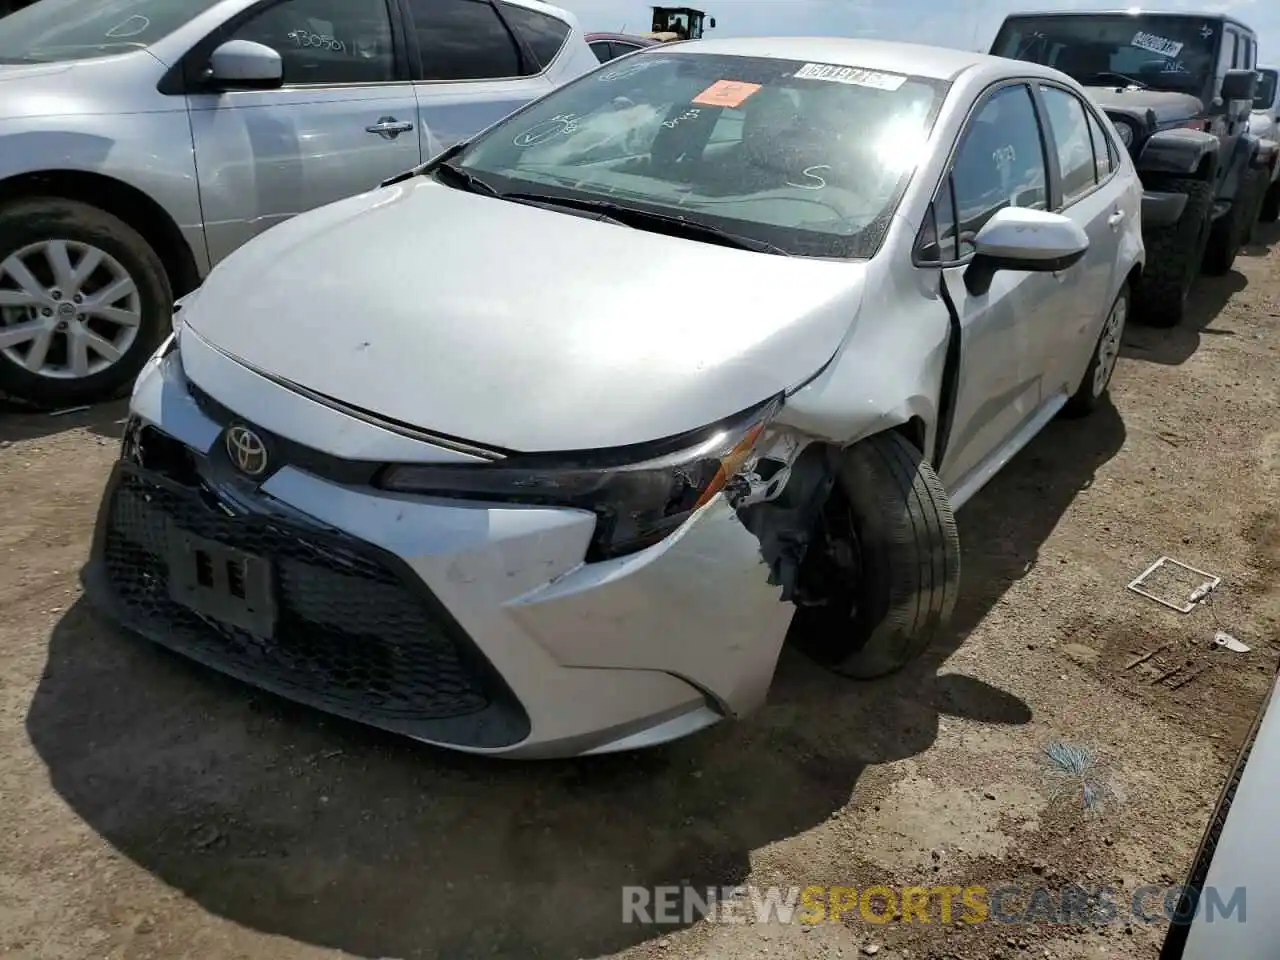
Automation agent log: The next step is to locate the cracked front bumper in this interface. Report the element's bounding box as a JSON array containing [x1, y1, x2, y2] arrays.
[[82, 338, 795, 758]]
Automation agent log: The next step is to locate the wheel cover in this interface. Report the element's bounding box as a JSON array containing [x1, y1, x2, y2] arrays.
[[0, 239, 142, 380], [1092, 295, 1126, 397]]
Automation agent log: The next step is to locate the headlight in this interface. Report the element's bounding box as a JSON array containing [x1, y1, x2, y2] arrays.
[[377, 396, 782, 561], [1113, 120, 1135, 148]]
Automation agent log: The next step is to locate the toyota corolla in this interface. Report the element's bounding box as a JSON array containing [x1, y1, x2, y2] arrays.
[[83, 37, 1143, 758]]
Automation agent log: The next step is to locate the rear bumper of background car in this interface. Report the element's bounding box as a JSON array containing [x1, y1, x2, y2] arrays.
[[81, 338, 795, 759]]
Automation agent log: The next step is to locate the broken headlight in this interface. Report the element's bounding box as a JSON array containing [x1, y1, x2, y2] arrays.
[[376, 396, 781, 561]]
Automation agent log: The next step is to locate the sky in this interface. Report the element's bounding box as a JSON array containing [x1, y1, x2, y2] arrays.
[[558, 0, 1277, 64]]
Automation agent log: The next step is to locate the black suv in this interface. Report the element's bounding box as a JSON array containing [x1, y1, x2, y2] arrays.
[[991, 10, 1278, 326]]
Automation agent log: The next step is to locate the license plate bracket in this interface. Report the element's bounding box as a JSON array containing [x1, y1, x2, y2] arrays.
[[166, 524, 277, 638]]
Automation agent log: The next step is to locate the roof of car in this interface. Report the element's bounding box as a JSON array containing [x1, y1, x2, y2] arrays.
[[584, 32, 661, 44], [999, 9, 1254, 33], [660, 37, 1050, 83]]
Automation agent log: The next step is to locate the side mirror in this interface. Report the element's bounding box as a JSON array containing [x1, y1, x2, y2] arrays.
[[964, 206, 1089, 297], [206, 39, 283, 89], [1221, 68, 1257, 103]]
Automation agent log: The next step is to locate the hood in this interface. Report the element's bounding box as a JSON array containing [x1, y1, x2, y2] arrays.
[[0, 61, 74, 84], [1085, 86, 1205, 127], [184, 178, 867, 453]]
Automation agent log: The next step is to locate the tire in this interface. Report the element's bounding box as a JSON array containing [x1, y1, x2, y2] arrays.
[[790, 431, 961, 680], [1132, 177, 1213, 328], [1261, 181, 1280, 224], [1201, 169, 1262, 275], [1062, 283, 1127, 419], [0, 197, 171, 408]]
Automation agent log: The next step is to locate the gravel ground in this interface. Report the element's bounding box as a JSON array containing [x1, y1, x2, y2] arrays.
[[2, 225, 1278, 960]]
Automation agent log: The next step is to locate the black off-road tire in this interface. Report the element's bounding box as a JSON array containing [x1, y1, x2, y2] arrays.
[[0, 197, 171, 408], [1261, 180, 1280, 223], [791, 431, 961, 680], [1202, 168, 1265, 275], [1132, 177, 1214, 329], [1239, 166, 1270, 244], [1062, 284, 1128, 419]]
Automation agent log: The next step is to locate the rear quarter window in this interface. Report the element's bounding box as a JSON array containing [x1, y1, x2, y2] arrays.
[[499, 2, 570, 70]]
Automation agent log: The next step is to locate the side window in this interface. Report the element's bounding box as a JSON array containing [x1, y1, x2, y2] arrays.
[[589, 40, 613, 63], [407, 0, 522, 81], [950, 83, 1048, 258], [229, 0, 395, 85], [1243, 37, 1254, 70], [499, 2, 569, 70], [1040, 86, 1097, 206], [1085, 109, 1115, 181]]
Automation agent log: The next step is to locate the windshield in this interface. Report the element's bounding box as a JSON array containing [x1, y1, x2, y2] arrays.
[[0, 0, 217, 64], [454, 52, 948, 259], [1256, 69, 1278, 110], [991, 14, 1219, 95]]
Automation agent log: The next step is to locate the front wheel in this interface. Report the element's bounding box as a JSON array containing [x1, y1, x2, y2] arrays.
[[1062, 284, 1128, 419], [0, 197, 172, 408], [1131, 178, 1213, 328], [789, 431, 961, 679]]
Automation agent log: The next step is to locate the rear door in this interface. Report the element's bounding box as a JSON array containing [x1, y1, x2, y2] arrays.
[[403, 0, 567, 158], [188, 0, 421, 266], [919, 81, 1070, 490], [1033, 82, 1132, 399]]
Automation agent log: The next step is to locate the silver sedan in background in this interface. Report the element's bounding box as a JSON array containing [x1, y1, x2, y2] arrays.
[[86, 37, 1143, 758], [0, 0, 599, 407]]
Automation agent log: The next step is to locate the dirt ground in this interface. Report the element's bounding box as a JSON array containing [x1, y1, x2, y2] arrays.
[[2, 227, 1279, 960]]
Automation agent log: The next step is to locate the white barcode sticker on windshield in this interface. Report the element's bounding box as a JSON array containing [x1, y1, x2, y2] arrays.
[[792, 62, 907, 90], [1131, 31, 1184, 58]]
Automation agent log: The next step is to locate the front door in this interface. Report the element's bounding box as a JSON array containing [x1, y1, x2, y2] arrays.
[[402, 0, 560, 157], [928, 81, 1069, 489], [1034, 83, 1131, 398], [188, 0, 421, 266]]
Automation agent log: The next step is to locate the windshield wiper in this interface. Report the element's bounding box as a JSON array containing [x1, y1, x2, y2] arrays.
[[499, 192, 791, 255], [432, 160, 501, 197], [1086, 71, 1148, 89]]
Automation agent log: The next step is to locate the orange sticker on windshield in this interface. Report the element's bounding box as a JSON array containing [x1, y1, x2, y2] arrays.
[[692, 80, 762, 108]]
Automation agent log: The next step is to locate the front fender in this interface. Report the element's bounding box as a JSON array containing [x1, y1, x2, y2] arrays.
[[1136, 128, 1219, 177]]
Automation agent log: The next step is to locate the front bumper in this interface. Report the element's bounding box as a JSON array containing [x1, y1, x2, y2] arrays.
[[83, 336, 795, 758]]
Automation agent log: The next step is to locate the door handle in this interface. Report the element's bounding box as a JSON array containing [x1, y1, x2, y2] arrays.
[[366, 117, 414, 140], [1107, 210, 1125, 228]]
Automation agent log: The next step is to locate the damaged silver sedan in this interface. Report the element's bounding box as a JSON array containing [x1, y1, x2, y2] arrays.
[[83, 37, 1144, 758]]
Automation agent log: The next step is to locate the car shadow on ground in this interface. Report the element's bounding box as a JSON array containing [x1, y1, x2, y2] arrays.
[[0, 396, 129, 444], [1122, 219, 1280, 367], [24, 403, 1125, 959]]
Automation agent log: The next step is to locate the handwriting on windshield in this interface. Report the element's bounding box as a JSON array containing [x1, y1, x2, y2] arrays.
[[662, 108, 702, 129], [786, 165, 831, 190], [598, 58, 669, 83], [512, 114, 580, 147], [105, 15, 150, 38]]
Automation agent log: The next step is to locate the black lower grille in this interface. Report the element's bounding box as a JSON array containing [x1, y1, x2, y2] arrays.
[[88, 461, 529, 748]]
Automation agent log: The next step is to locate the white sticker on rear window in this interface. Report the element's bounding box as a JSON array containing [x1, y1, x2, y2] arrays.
[[1131, 31, 1184, 58], [792, 62, 908, 90]]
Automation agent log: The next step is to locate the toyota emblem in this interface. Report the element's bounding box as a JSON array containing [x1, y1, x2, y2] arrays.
[[225, 424, 269, 477]]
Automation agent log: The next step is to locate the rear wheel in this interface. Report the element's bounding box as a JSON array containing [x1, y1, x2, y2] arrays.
[[1201, 168, 1264, 275], [1132, 177, 1213, 328], [1260, 180, 1280, 224], [0, 197, 171, 408], [789, 431, 961, 679], [1062, 283, 1127, 419]]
